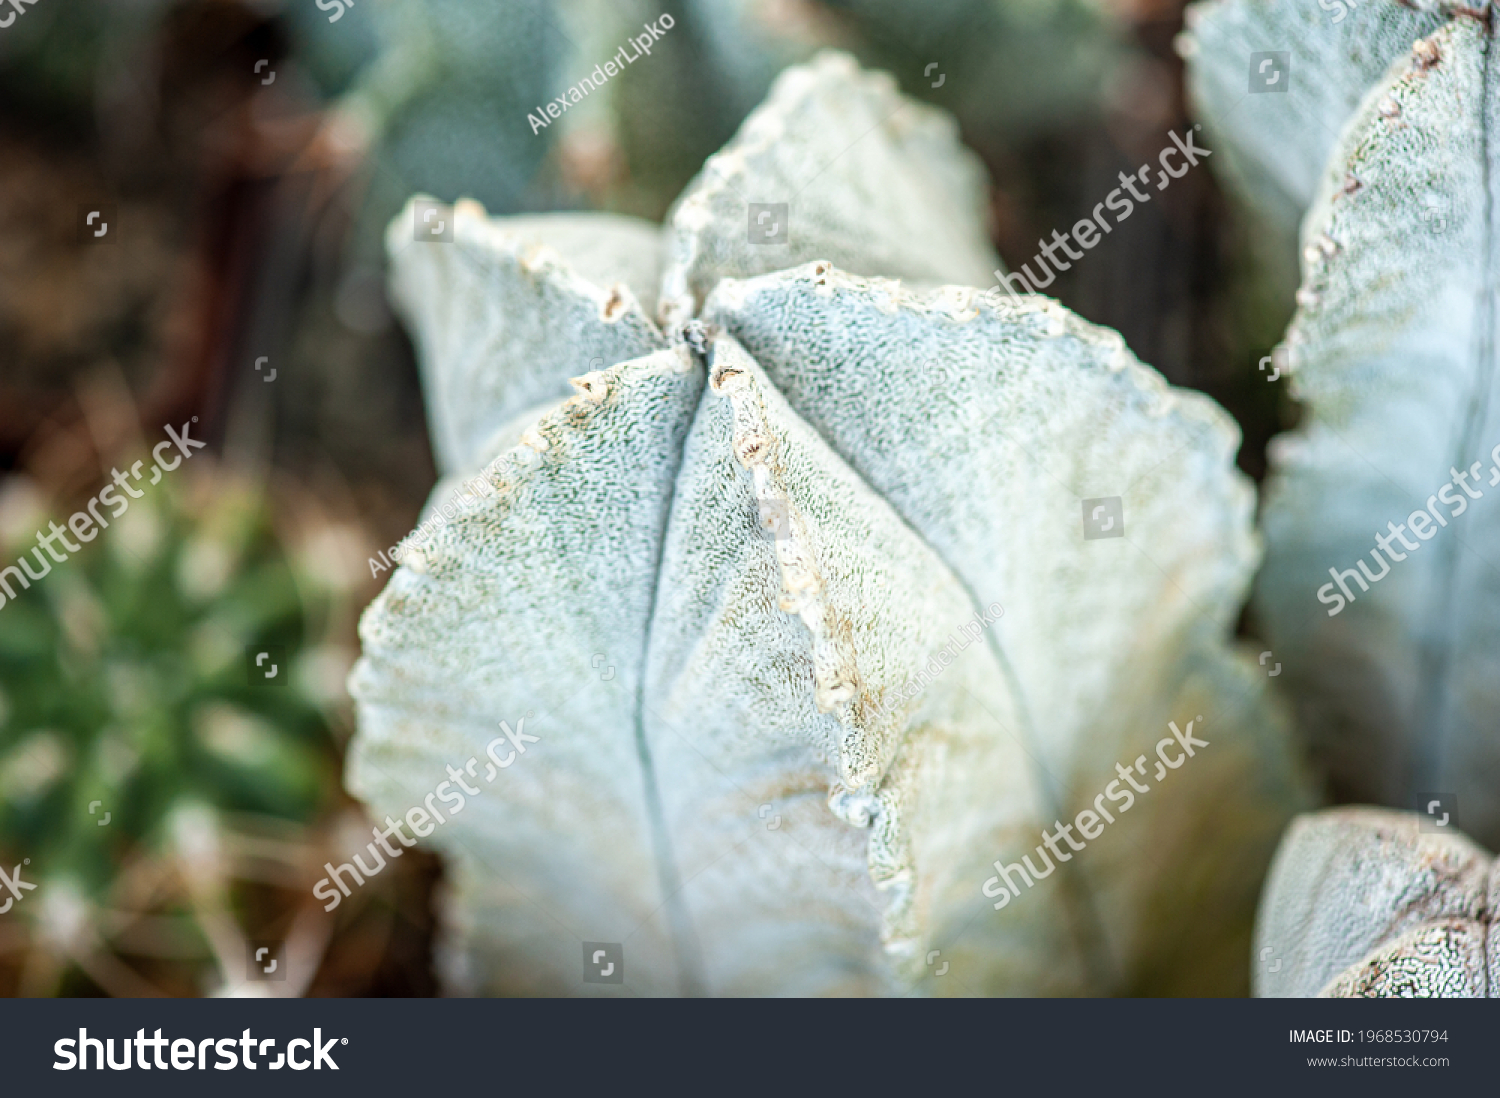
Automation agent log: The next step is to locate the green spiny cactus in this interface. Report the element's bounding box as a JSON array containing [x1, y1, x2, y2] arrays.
[[0, 452, 358, 994]]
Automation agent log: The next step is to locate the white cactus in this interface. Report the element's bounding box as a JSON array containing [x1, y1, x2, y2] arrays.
[[347, 52, 1306, 996]]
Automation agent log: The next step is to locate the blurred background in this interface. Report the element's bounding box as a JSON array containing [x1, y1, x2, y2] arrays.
[[0, 0, 1295, 996]]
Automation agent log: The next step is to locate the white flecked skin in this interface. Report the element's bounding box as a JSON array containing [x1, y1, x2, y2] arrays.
[[1255, 807, 1497, 996], [1244, 13, 1500, 849], [386, 211, 668, 475], [1180, 0, 1461, 295], [348, 51, 1307, 996], [658, 52, 1003, 328]]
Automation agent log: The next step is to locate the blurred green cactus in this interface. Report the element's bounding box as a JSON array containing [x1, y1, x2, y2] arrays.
[[0, 453, 362, 994]]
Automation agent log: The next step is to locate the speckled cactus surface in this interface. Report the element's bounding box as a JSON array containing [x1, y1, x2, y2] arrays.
[[347, 52, 1308, 997]]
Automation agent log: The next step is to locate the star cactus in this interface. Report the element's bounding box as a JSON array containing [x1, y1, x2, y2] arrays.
[[348, 51, 1307, 997]]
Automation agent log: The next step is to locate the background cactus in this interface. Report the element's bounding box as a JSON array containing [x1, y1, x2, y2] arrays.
[[1180, 0, 1458, 327], [1255, 808, 1498, 997], [1188, 0, 1500, 845], [1186, 0, 1500, 998], [0, 423, 366, 994]]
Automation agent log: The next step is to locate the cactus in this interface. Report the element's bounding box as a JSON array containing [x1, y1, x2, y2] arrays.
[[1255, 807, 1496, 997], [1188, 0, 1500, 997], [1180, 0, 1457, 319], [0, 0, 1129, 248], [0, 451, 358, 995], [1194, 0, 1500, 846], [347, 52, 1307, 997]]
